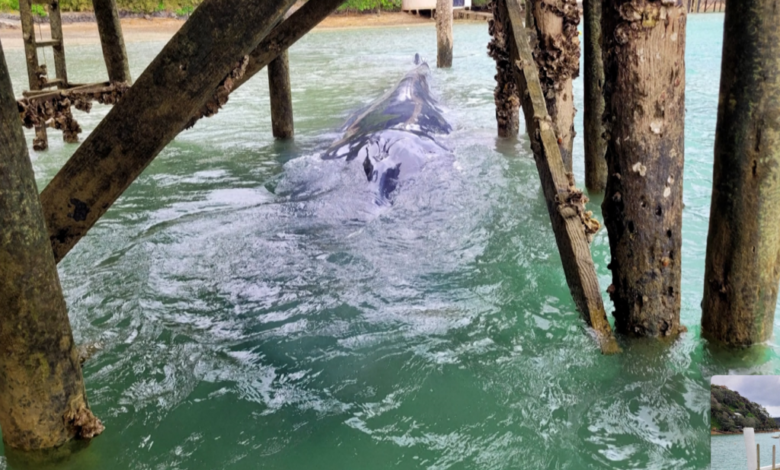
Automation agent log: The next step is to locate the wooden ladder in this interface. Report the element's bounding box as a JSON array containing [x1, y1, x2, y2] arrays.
[[19, 0, 68, 150]]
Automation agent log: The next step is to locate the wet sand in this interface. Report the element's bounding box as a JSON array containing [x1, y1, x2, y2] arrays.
[[0, 12, 437, 49]]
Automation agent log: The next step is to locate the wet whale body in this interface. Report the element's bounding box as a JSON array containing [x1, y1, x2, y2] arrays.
[[322, 55, 452, 203]]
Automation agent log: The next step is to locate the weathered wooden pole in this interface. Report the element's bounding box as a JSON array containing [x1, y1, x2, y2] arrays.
[[488, 0, 520, 137], [0, 40, 103, 453], [267, 49, 294, 139], [583, 0, 607, 191], [494, 0, 619, 354], [19, 0, 47, 150], [93, 0, 132, 84], [39, 0, 297, 263], [601, 0, 687, 338], [436, 0, 453, 68], [528, 0, 580, 174], [702, 0, 780, 347]]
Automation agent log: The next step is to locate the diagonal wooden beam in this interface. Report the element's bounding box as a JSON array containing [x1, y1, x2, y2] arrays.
[[188, 0, 347, 126], [501, 0, 620, 354], [40, 0, 297, 263]]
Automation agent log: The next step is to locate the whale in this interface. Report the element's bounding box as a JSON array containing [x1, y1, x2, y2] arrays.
[[322, 55, 452, 203]]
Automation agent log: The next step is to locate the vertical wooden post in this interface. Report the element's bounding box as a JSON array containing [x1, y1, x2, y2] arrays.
[[48, 0, 67, 87], [601, 0, 686, 338], [528, 0, 580, 175], [436, 0, 453, 68], [702, 0, 780, 347], [19, 0, 47, 150], [583, 0, 607, 191], [267, 49, 294, 139], [488, 0, 520, 137], [93, 0, 132, 84], [0, 40, 103, 453]]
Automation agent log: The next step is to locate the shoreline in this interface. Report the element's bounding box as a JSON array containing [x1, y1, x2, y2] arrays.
[[0, 11, 454, 49]]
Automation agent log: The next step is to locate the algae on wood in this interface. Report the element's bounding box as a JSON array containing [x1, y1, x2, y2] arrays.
[[702, 0, 780, 347]]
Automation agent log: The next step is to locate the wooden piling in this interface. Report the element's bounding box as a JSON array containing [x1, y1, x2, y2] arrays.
[[267, 49, 294, 139], [39, 0, 297, 263], [488, 0, 520, 137], [702, 0, 780, 347], [601, 0, 687, 338], [527, 0, 580, 175], [93, 0, 132, 84], [497, 0, 619, 354], [436, 0, 453, 68], [0, 40, 103, 453], [583, 0, 607, 191], [19, 0, 47, 150]]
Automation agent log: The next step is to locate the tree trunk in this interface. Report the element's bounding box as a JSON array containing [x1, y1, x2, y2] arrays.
[[702, 0, 780, 347], [583, 0, 607, 191], [528, 0, 580, 175], [93, 0, 132, 84], [436, 0, 453, 68], [0, 40, 103, 453], [39, 0, 297, 263], [601, 0, 686, 338], [268, 49, 294, 139], [488, 0, 520, 137]]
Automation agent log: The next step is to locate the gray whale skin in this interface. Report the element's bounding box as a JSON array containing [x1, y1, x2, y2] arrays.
[[322, 55, 452, 203]]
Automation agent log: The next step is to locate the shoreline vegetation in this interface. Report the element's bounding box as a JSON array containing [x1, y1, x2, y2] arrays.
[[0, 0, 724, 20]]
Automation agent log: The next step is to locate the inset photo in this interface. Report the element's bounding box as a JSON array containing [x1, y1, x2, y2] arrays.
[[712, 376, 780, 470]]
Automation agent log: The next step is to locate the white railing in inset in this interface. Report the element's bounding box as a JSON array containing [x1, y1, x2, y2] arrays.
[[744, 428, 779, 470]]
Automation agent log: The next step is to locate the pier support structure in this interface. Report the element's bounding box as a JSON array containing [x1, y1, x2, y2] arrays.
[[582, 0, 607, 191], [527, 0, 580, 174], [490, 0, 619, 354], [93, 0, 132, 84], [436, 0, 453, 68], [39, 0, 299, 262], [601, 0, 687, 338], [488, 0, 520, 137], [0, 40, 103, 453], [701, 0, 780, 347], [268, 49, 294, 139]]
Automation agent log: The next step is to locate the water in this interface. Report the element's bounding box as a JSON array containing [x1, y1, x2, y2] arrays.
[[1, 13, 776, 470], [711, 433, 780, 470]]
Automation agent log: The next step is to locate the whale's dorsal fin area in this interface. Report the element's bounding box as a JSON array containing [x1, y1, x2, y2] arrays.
[[414, 53, 421, 65]]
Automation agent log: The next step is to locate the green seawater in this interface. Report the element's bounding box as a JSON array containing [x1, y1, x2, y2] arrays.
[[0, 13, 775, 470]]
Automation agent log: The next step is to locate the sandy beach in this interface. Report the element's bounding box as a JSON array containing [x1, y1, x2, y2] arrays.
[[0, 12, 440, 49]]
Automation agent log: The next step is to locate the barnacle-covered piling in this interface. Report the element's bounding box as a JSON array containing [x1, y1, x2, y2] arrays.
[[488, 0, 520, 137], [601, 0, 687, 338], [528, 0, 581, 173], [0, 40, 103, 453]]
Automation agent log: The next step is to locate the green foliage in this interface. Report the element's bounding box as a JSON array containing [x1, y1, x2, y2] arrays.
[[338, 0, 402, 13], [31, 3, 46, 16], [711, 385, 778, 433], [471, 0, 490, 6], [0, 0, 19, 12]]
